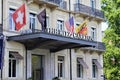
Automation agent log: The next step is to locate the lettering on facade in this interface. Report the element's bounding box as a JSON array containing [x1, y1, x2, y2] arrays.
[[20, 28, 93, 41], [46, 28, 93, 41]]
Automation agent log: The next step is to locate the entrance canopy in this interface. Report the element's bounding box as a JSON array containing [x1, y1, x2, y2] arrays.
[[7, 29, 105, 52]]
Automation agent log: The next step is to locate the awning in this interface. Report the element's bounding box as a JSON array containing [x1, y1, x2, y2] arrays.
[[77, 58, 88, 69], [93, 59, 102, 69], [10, 51, 23, 59]]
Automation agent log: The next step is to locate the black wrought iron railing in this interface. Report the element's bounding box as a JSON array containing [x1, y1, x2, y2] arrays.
[[40, 0, 61, 5], [38, 0, 67, 10], [59, 1, 67, 10], [74, 3, 104, 19]]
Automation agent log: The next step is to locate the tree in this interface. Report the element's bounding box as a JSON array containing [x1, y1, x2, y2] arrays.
[[102, 0, 120, 48], [102, 0, 120, 35], [102, 0, 120, 79], [103, 29, 120, 80]]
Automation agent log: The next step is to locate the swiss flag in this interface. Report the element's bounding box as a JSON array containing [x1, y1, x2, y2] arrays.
[[12, 4, 26, 31]]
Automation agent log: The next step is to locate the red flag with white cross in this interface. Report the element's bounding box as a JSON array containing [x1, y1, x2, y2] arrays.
[[12, 4, 26, 31]]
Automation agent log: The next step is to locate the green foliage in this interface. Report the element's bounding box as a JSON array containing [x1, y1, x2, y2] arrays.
[[101, 0, 120, 79], [103, 29, 120, 80], [102, 0, 120, 36]]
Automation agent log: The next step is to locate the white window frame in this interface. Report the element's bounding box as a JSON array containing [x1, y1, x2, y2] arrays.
[[46, 16, 49, 28], [57, 20, 64, 31], [91, 27, 96, 41], [92, 59, 98, 78], [29, 13, 37, 30], [91, 0, 96, 10], [77, 58, 83, 78], [57, 56, 65, 78], [9, 8, 16, 31], [9, 54, 18, 78]]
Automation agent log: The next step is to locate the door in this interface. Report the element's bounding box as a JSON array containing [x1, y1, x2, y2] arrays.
[[32, 55, 45, 80]]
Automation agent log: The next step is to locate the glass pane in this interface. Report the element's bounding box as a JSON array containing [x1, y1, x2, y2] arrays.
[[12, 60, 16, 77], [60, 63, 63, 77], [29, 13, 36, 30], [32, 55, 44, 80], [92, 61, 97, 78], [9, 60, 11, 77], [77, 62, 83, 78], [9, 9, 15, 31]]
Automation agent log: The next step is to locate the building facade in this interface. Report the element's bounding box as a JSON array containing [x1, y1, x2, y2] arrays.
[[1, 0, 105, 80]]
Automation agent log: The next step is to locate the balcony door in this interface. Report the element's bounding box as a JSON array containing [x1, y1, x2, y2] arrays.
[[32, 55, 45, 80]]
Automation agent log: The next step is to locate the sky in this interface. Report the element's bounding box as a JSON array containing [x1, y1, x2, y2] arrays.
[[102, 22, 108, 31]]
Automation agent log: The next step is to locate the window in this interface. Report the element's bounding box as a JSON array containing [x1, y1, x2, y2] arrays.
[[77, 58, 83, 78], [9, 53, 17, 77], [9, 8, 16, 31], [29, 13, 36, 30], [92, 59, 98, 78], [77, 58, 88, 78], [46, 16, 49, 28], [76, 0, 81, 3], [92, 59, 102, 78], [57, 20, 64, 31], [9, 51, 23, 77], [91, 27, 96, 41], [58, 56, 64, 77], [91, 0, 96, 11], [56, 0, 63, 4]]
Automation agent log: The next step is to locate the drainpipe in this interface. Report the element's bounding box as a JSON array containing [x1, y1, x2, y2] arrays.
[[25, 46, 27, 80], [69, 49, 72, 80], [68, 0, 72, 80], [69, 0, 71, 17]]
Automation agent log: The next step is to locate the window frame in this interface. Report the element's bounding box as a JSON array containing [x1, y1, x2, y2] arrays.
[[57, 56, 65, 78], [9, 53, 18, 78], [92, 59, 98, 78], [57, 20, 64, 31], [29, 13, 37, 30], [77, 58, 83, 78], [46, 16, 49, 28], [91, 27, 97, 41], [8, 51, 22, 78], [9, 8, 16, 31], [90, 0, 96, 10]]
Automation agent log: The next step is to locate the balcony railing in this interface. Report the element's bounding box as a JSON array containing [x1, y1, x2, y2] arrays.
[[74, 3, 104, 19], [34, 0, 67, 10], [43, 0, 60, 5], [59, 1, 67, 10]]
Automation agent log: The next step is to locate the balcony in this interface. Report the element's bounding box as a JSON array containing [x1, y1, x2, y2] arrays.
[[7, 28, 105, 52], [34, 0, 61, 8], [74, 3, 104, 20], [34, 0, 67, 10], [59, 1, 67, 10]]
